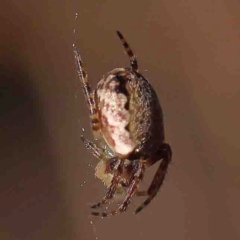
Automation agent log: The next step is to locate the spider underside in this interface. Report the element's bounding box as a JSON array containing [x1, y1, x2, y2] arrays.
[[73, 31, 172, 217]]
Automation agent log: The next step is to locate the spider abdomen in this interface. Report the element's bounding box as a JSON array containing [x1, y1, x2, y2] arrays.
[[96, 68, 165, 158], [96, 68, 136, 156]]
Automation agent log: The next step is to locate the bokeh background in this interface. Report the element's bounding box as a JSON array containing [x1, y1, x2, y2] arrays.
[[1, 0, 240, 239]]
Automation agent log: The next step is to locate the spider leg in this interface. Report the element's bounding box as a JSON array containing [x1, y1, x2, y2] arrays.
[[73, 44, 100, 133], [92, 161, 145, 217], [91, 158, 124, 209], [116, 31, 138, 72], [135, 190, 148, 196], [80, 134, 105, 160], [135, 143, 172, 214], [134, 158, 161, 197]]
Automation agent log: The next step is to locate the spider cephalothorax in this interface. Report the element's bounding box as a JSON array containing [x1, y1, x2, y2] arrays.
[[73, 31, 172, 217]]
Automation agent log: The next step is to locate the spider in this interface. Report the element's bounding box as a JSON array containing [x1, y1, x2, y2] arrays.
[[73, 31, 172, 217]]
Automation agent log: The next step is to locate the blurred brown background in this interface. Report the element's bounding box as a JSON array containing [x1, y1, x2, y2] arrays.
[[0, 0, 240, 239]]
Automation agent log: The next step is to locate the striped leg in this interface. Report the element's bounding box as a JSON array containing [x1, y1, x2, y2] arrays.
[[80, 134, 104, 160], [116, 31, 138, 72], [73, 44, 100, 133], [91, 158, 124, 211], [135, 143, 172, 214], [92, 160, 145, 217]]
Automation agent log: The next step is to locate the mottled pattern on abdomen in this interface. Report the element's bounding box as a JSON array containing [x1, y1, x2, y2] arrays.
[[96, 68, 136, 156]]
